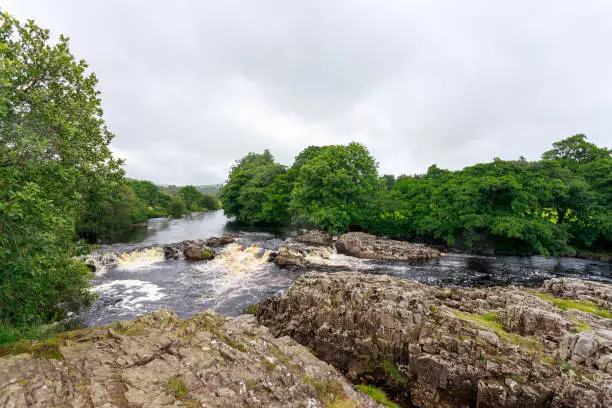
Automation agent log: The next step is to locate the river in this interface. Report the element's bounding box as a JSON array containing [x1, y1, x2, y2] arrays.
[[81, 210, 612, 327]]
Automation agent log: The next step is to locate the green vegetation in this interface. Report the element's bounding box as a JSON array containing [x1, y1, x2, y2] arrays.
[[220, 135, 611, 255], [382, 360, 408, 384], [303, 376, 357, 408], [243, 304, 260, 314], [454, 311, 544, 353], [535, 293, 611, 318], [0, 337, 62, 360], [0, 13, 224, 345], [164, 375, 189, 399], [569, 316, 593, 333], [355, 385, 399, 408]]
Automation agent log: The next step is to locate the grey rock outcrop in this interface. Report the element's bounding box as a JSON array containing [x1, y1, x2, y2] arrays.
[[257, 273, 612, 408], [0, 310, 382, 408], [296, 230, 334, 246], [335, 232, 440, 261]]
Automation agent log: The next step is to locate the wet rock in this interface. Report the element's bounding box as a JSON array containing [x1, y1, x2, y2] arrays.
[[335, 232, 440, 261], [257, 273, 612, 408], [183, 241, 215, 261], [296, 230, 334, 246], [163, 245, 180, 260], [204, 235, 237, 247], [0, 310, 382, 408], [275, 240, 343, 270]]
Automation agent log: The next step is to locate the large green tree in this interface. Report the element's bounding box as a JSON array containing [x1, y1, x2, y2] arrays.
[[0, 14, 121, 326]]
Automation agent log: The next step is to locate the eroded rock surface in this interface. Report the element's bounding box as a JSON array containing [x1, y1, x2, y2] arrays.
[[335, 232, 440, 261], [275, 240, 344, 270], [0, 310, 381, 408], [257, 273, 612, 408], [296, 230, 334, 246]]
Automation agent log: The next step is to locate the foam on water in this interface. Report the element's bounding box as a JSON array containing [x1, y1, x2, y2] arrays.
[[116, 247, 165, 271], [92, 279, 165, 309]]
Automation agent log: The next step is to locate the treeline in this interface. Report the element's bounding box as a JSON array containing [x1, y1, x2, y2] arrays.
[[220, 136, 612, 256], [0, 14, 218, 340], [77, 180, 220, 243]]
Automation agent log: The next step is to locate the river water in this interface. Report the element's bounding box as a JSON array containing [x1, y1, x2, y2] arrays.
[[82, 210, 612, 327]]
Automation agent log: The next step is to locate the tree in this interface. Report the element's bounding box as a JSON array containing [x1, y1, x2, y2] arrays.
[[178, 185, 205, 211], [169, 196, 186, 217], [542, 134, 611, 168], [289, 143, 381, 233], [1, 14, 120, 327]]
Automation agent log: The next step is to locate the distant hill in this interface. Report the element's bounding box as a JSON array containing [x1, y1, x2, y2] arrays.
[[158, 184, 223, 196]]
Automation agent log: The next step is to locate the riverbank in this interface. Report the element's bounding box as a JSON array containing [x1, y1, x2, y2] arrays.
[[1, 275, 610, 407]]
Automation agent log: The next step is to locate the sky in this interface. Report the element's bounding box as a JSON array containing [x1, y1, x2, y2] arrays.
[[4, 1, 612, 185]]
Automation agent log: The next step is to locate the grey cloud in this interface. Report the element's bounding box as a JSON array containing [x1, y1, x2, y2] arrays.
[[4, 0, 612, 184]]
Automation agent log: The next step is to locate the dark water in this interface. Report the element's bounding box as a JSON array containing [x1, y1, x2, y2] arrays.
[[82, 210, 611, 326]]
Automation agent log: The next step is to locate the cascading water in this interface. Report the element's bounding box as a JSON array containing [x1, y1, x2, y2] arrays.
[[80, 210, 611, 328]]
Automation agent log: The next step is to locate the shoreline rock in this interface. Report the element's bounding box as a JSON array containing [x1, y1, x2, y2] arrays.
[[256, 274, 612, 408], [335, 232, 440, 261], [0, 310, 382, 408]]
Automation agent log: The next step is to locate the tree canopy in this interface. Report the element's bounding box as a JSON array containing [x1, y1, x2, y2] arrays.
[[220, 136, 611, 255]]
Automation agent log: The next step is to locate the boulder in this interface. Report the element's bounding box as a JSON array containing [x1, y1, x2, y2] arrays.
[[335, 232, 440, 261], [183, 241, 215, 261], [0, 310, 382, 408], [257, 273, 612, 408], [204, 235, 237, 247], [275, 240, 345, 270], [296, 230, 334, 246]]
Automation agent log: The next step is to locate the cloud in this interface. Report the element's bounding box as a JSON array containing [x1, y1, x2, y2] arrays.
[[4, 0, 612, 183]]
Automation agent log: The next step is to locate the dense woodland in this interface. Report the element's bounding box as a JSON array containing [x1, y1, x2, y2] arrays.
[[220, 136, 612, 257]]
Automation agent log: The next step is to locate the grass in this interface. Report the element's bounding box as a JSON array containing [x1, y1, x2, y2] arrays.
[[535, 293, 611, 318], [243, 304, 259, 314], [0, 322, 67, 347], [0, 337, 62, 360], [355, 385, 399, 408], [569, 316, 593, 332], [164, 375, 189, 399], [303, 376, 357, 408], [114, 321, 147, 336], [382, 360, 408, 384], [260, 357, 277, 372], [454, 311, 543, 353]]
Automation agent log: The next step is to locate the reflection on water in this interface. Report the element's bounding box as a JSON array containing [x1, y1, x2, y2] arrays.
[[82, 210, 611, 327]]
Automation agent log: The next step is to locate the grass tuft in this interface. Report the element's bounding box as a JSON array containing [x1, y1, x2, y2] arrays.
[[355, 385, 399, 408], [535, 293, 611, 318], [164, 375, 188, 399]]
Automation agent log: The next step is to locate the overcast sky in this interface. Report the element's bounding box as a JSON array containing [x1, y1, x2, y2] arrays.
[[4, 1, 612, 185]]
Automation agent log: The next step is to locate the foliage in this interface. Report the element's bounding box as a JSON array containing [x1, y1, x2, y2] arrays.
[[169, 195, 186, 218], [354, 385, 399, 408], [0, 13, 111, 327], [219, 136, 611, 255], [535, 293, 611, 318]]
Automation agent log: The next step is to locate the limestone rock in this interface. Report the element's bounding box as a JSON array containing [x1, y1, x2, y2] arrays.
[[257, 273, 612, 408], [0, 310, 382, 408], [296, 230, 334, 246], [335, 232, 440, 261]]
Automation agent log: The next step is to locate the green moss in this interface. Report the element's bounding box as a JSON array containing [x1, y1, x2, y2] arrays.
[[164, 375, 188, 399], [304, 376, 353, 408], [114, 321, 146, 336], [355, 385, 399, 408], [382, 360, 408, 384], [535, 293, 611, 318], [0, 337, 62, 360], [243, 304, 259, 314], [270, 345, 289, 364], [454, 311, 544, 353], [569, 316, 593, 332], [505, 374, 525, 383], [200, 249, 214, 260], [260, 357, 277, 372]]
